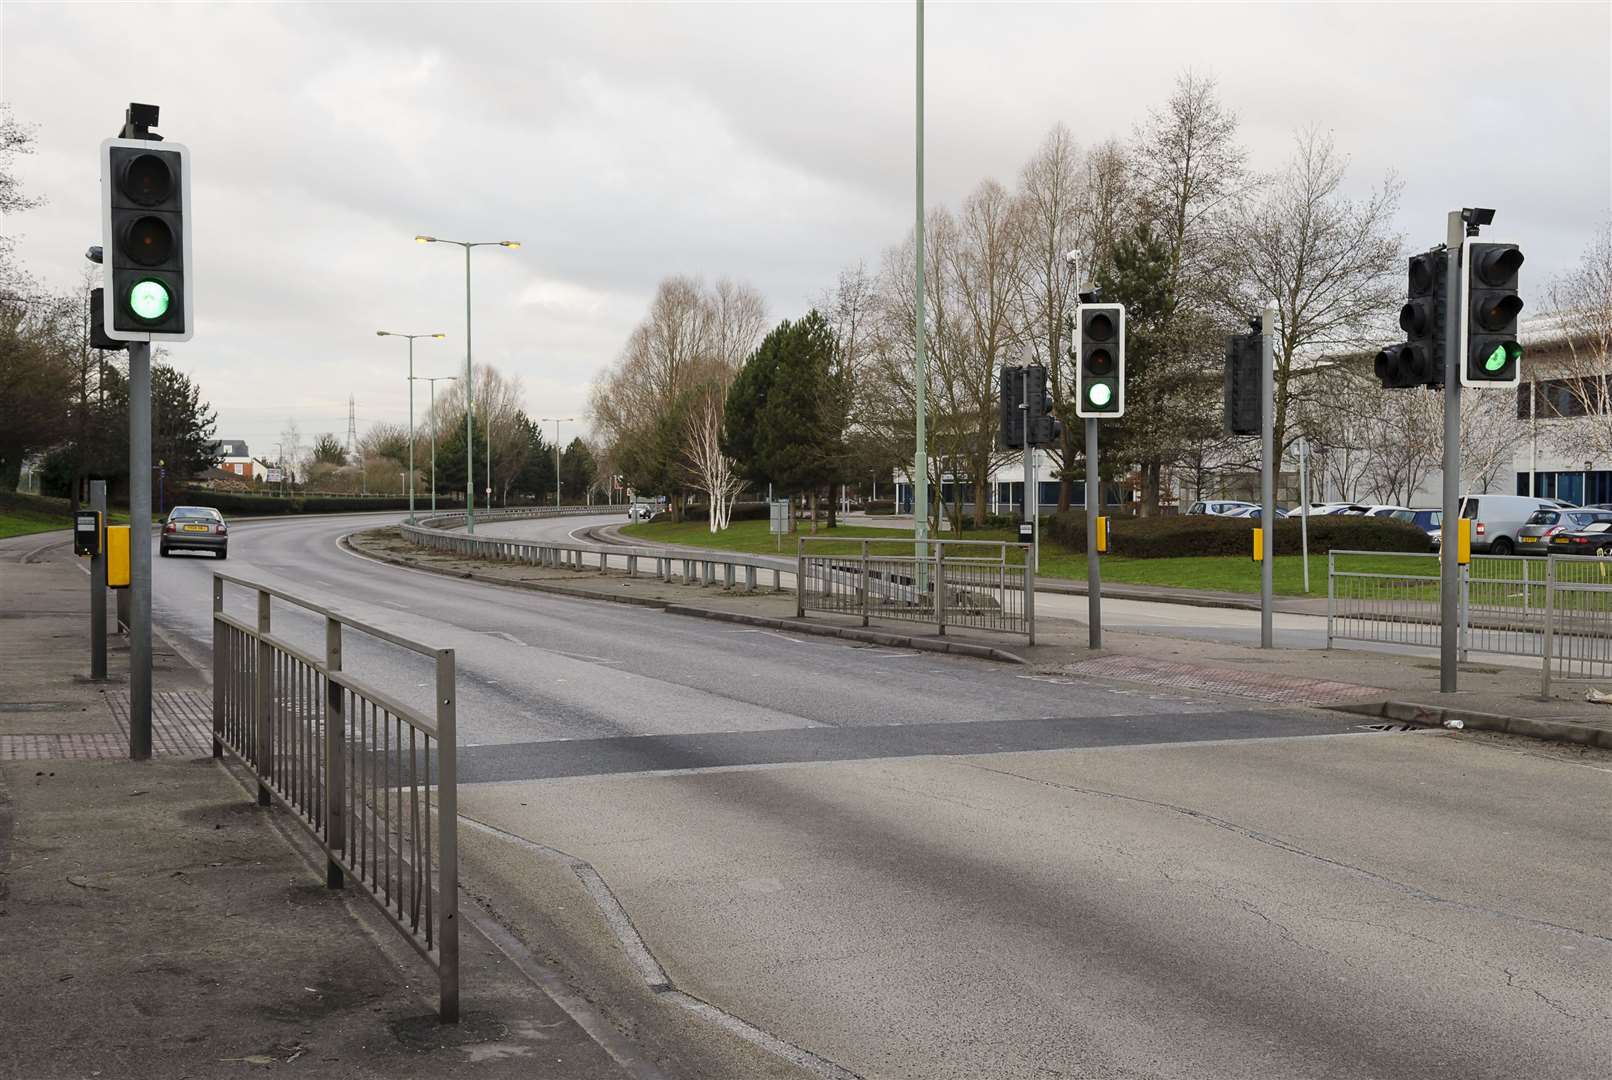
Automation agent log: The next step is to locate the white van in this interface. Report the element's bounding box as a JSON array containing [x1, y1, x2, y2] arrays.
[[1458, 494, 1569, 555]]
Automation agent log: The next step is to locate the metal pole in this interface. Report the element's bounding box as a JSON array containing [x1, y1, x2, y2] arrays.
[[464, 244, 475, 534], [90, 479, 107, 681], [407, 338, 416, 523], [1260, 306, 1275, 649], [555, 419, 562, 507], [913, 0, 929, 586], [128, 339, 152, 759], [1299, 438, 1311, 593], [1086, 417, 1100, 649], [1022, 367, 1033, 531], [1440, 210, 1464, 692], [430, 380, 438, 512]]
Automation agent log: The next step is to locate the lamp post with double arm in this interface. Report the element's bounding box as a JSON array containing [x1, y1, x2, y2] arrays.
[[377, 330, 446, 523], [414, 235, 520, 533]]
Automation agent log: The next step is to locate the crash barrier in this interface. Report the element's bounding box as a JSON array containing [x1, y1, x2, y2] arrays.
[[1542, 554, 1612, 695], [796, 537, 1036, 642], [401, 508, 790, 591], [211, 572, 461, 1021]]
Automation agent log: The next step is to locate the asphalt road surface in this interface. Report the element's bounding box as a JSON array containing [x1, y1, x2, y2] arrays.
[[59, 512, 1612, 1079]]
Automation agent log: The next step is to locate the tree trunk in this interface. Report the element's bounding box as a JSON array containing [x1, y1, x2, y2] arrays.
[[827, 483, 838, 529], [809, 489, 817, 535], [973, 474, 987, 526], [1141, 460, 1162, 517]]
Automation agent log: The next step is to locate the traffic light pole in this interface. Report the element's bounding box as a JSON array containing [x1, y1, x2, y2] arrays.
[[1440, 210, 1464, 693], [1086, 418, 1101, 649], [1260, 307, 1274, 649], [128, 339, 153, 759]]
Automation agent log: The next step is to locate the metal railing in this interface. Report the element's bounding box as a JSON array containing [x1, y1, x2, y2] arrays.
[[211, 572, 460, 1022], [796, 537, 1035, 642], [400, 509, 790, 592], [1542, 554, 1612, 694], [1327, 550, 1548, 659]]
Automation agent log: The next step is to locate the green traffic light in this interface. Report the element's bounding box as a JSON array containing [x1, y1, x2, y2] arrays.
[[1088, 383, 1113, 407], [128, 279, 171, 322], [1482, 342, 1522, 373]]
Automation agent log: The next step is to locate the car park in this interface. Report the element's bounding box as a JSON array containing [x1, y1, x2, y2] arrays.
[[1460, 494, 1580, 555], [1546, 521, 1612, 556], [160, 505, 228, 558], [1389, 508, 1442, 549], [1308, 503, 1373, 516], [1227, 506, 1288, 519], [1185, 500, 1257, 516], [1361, 505, 1412, 518], [1515, 508, 1612, 553]]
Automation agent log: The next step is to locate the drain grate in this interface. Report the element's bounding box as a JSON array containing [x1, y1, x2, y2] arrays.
[[1358, 721, 1421, 733]]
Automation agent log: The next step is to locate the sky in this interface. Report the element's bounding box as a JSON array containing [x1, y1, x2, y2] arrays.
[[4, 2, 1609, 457]]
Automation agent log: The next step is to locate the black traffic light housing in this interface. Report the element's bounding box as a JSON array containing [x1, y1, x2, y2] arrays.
[[1460, 238, 1523, 387], [1023, 364, 1062, 446], [1223, 323, 1262, 436], [1074, 303, 1125, 418], [998, 365, 1026, 449], [101, 122, 192, 341], [1379, 249, 1446, 389]]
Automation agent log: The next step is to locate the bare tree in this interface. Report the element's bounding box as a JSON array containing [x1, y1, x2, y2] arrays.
[[1543, 220, 1612, 456], [1224, 127, 1404, 460], [683, 391, 742, 531]]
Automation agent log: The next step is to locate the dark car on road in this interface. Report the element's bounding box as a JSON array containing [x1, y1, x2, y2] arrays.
[[1546, 520, 1612, 556], [161, 505, 228, 559], [1515, 508, 1612, 554]]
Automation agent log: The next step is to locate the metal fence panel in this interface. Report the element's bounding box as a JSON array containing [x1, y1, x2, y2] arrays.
[[211, 572, 459, 1022], [1542, 554, 1612, 694]]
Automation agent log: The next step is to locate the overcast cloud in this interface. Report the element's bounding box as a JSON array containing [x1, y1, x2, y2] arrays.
[[5, 2, 1608, 452]]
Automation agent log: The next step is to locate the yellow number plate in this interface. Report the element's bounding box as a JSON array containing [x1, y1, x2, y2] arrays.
[[183, 524, 209, 533]]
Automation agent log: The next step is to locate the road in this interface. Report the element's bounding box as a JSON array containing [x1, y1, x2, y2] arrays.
[[41, 512, 1612, 1078]]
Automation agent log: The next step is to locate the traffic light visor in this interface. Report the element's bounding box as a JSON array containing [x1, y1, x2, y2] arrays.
[[1476, 246, 1524, 286], [1085, 313, 1115, 341], [1399, 302, 1428, 336], [1476, 293, 1524, 331], [1087, 383, 1113, 407], [1086, 347, 1114, 376], [1408, 259, 1433, 294], [127, 279, 172, 322]]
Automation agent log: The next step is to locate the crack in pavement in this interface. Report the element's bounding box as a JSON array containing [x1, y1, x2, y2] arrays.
[[959, 761, 1612, 947]]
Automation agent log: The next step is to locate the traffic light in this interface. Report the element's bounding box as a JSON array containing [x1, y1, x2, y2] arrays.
[[1024, 364, 1063, 446], [1223, 325, 1261, 436], [998, 365, 1025, 449], [1378, 250, 1446, 389], [1074, 303, 1125, 418], [1461, 239, 1524, 387], [101, 133, 192, 341]]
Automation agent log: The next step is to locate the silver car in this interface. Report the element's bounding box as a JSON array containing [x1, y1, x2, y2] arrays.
[[160, 505, 228, 559], [1515, 508, 1612, 555]]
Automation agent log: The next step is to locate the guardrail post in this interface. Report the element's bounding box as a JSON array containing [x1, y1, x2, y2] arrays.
[[627, 554, 638, 577], [1326, 552, 1335, 649], [211, 575, 224, 759], [435, 646, 460, 1024], [324, 616, 345, 890], [861, 541, 870, 627], [1458, 565, 1471, 662], [1541, 556, 1556, 699], [745, 564, 756, 590], [796, 537, 805, 618], [1023, 543, 1035, 646], [255, 589, 272, 807], [935, 542, 947, 636]]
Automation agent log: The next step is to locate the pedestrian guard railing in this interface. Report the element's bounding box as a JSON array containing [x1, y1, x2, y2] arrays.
[[402, 508, 791, 591], [796, 536, 1036, 642], [1326, 549, 1612, 694], [211, 571, 461, 1021], [1541, 553, 1612, 695]]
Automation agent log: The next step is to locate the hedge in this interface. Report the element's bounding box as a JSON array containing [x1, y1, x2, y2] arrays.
[[862, 500, 897, 515], [1042, 511, 1431, 558], [170, 489, 465, 516], [666, 501, 771, 523]]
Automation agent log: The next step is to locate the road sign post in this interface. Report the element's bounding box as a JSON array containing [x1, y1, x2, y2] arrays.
[[1086, 417, 1100, 649], [128, 338, 152, 759], [89, 481, 107, 681]]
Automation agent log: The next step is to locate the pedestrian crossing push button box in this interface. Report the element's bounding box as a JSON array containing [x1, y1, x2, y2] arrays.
[[74, 511, 104, 557], [106, 525, 131, 589]]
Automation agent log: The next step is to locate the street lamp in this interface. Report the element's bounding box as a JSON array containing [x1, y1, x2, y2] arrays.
[[377, 330, 446, 524], [410, 374, 459, 513], [541, 417, 573, 508], [415, 235, 520, 533]]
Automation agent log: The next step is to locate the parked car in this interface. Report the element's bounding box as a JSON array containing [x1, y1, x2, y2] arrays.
[[1227, 506, 1289, 519], [1361, 505, 1412, 518], [1546, 521, 1612, 556], [1389, 508, 1443, 548], [1308, 503, 1372, 516], [1515, 508, 1612, 553], [1457, 494, 1565, 555], [1185, 500, 1257, 516], [160, 505, 228, 559]]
